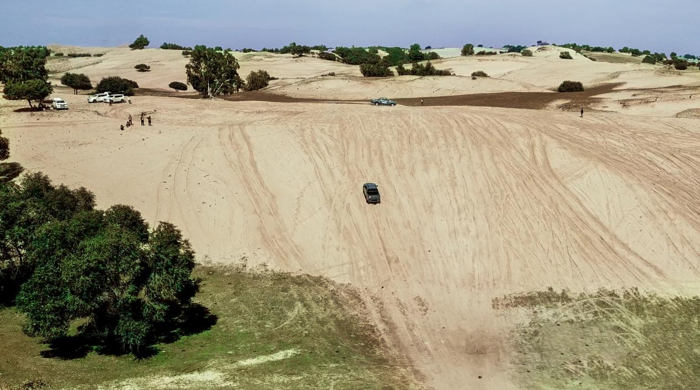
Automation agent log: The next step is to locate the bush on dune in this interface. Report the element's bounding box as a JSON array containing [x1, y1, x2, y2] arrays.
[[244, 70, 272, 91], [521, 49, 533, 57], [642, 55, 657, 64], [95, 76, 139, 96], [461, 44, 475, 56], [396, 62, 451, 76], [134, 64, 151, 72], [471, 71, 488, 77], [560, 51, 573, 59], [558, 80, 584, 92], [673, 59, 689, 70], [169, 81, 188, 91], [360, 63, 393, 77], [317, 52, 337, 61], [129, 34, 149, 50]]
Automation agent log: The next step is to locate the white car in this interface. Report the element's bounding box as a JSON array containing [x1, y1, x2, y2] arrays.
[[107, 94, 127, 103], [88, 92, 110, 103], [52, 98, 68, 110]]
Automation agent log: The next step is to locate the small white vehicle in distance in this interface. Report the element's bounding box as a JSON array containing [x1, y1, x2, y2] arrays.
[[52, 97, 68, 110], [107, 94, 127, 103], [88, 92, 110, 103]]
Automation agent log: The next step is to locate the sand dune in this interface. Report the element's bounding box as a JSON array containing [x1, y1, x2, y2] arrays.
[[3, 45, 700, 389]]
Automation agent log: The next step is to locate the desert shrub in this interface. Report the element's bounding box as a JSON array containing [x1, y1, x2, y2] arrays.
[[486, 51, 497, 56], [334, 46, 381, 65], [427, 52, 440, 60], [54, 53, 64, 57], [560, 51, 573, 59], [311, 45, 328, 52], [504, 45, 527, 53], [134, 64, 151, 72], [129, 34, 149, 50], [324, 72, 336, 76], [60, 73, 92, 94], [244, 70, 272, 91], [397, 62, 451, 76], [95, 76, 139, 96], [407, 44, 425, 62], [674, 60, 688, 70], [475, 51, 486, 56], [93, 53, 104, 57], [558, 80, 584, 92], [169, 81, 188, 91], [67, 53, 92, 58], [317, 52, 337, 61], [182, 50, 192, 57], [461, 44, 475, 56], [521, 49, 533, 57], [642, 55, 656, 65], [160, 43, 192, 50], [471, 71, 488, 77], [280, 42, 311, 57], [359, 63, 393, 77], [241, 48, 256, 53]]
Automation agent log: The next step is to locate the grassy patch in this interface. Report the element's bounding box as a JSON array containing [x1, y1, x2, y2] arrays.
[[582, 52, 643, 64], [498, 288, 700, 390], [0, 265, 416, 390]]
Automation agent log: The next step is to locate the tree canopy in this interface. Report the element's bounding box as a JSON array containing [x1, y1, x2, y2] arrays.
[[3, 79, 52, 108], [169, 81, 188, 91], [60, 73, 92, 94], [185, 45, 242, 97], [129, 35, 150, 50], [0, 129, 23, 185], [461, 44, 475, 56], [0, 46, 53, 109], [95, 76, 139, 96]]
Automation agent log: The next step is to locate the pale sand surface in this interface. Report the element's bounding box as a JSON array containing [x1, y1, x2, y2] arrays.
[[2, 45, 700, 389]]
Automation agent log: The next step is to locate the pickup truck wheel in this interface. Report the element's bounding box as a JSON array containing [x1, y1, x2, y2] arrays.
[[374, 102, 379, 106], [392, 103, 396, 106]]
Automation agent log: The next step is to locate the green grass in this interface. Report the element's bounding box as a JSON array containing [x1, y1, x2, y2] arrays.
[[0, 265, 416, 390], [498, 288, 700, 390]]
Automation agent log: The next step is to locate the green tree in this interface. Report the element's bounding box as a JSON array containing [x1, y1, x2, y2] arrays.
[[0, 46, 50, 84], [461, 44, 475, 56], [359, 63, 393, 77], [521, 49, 533, 57], [186, 45, 242, 97], [642, 56, 656, 65], [129, 35, 150, 50], [95, 76, 139, 96], [3, 79, 52, 109], [408, 44, 424, 62], [60, 73, 92, 94], [0, 129, 23, 184]]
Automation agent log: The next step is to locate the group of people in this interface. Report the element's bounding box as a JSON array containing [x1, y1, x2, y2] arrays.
[[120, 112, 152, 131]]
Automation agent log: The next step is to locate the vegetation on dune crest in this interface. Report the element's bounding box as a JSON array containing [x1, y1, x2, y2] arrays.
[[560, 51, 573, 59], [360, 63, 393, 77], [186, 45, 243, 97], [134, 64, 151, 72], [160, 43, 192, 50], [95, 76, 139, 96], [521, 49, 533, 57], [558, 80, 584, 92], [60, 73, 92, 94], [642, 55, 657, 64], [129, 35, 149, 50], [461, 44, 475, 56], [396, 62, 452, 76], [471, 70, 489, 78]]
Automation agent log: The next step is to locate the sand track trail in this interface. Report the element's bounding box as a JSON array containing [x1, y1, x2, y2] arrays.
[[4, 95, 700, 389]]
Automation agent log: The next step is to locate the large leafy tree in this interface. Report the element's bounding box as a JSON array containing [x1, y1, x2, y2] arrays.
[[0, 130, 23, 184], [16, 209, 199, 353], [461, 44, 475, 56], [186, 45, 241, 97], [407, 43, 425, 62], [0, 46, 53, 109], [60, 73, 92, 94], [95, 76, 139, 96], [129, 34, 150, 50]]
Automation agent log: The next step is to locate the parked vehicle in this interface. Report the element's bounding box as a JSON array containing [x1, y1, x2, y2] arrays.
[[52, 98, 68, 110], [363, 183, 381, 204], [107, 94, 127, 103], [371, 97, 396, 106], [88, 92, 110, 103]]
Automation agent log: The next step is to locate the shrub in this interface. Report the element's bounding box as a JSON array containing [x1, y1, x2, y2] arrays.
[[334, 46, 381, 65], [427, 52, 440, 60], [324, 72, 336, 76], [461, 44, 475, 56], [560, 51, 573, 59], [471, 71, 488, 77], [60, 73, 92, 94], [95, 76, 139, 96], [244, 70, 272, 91], [521, 49, 533, 57], [359, 63, 393, 77], [54, 53, 64, 57], [558, 81, 584, 92], [486, 51, 497, 56], [93, 53, 104, 57], [160, 43, 192, 50], [129, 35, 149, 50], [317, 52, 337, 61], [397, 62, 451, 76], [642, 55, 656, 65], [311, 45, 328, 52], [475, 51, 486, 56], [674, 60, 688, 70], [134, 64, 151, 72], [169, 81, 188, 91], [67, 53, 92, 58], [182, 50, 192, 57]]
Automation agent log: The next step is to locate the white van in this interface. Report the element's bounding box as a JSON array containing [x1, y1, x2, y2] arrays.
[[88, 92, 110, 103]]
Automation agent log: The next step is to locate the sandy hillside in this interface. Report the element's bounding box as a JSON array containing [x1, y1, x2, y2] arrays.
[[3, 46, 700, 390]]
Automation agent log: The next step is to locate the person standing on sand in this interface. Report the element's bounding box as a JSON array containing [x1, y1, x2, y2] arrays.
[[148, 116, 152, 126], [141, 116, 145, 126], [580, 108, 584, 118], [421, 99, 424, 106]]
